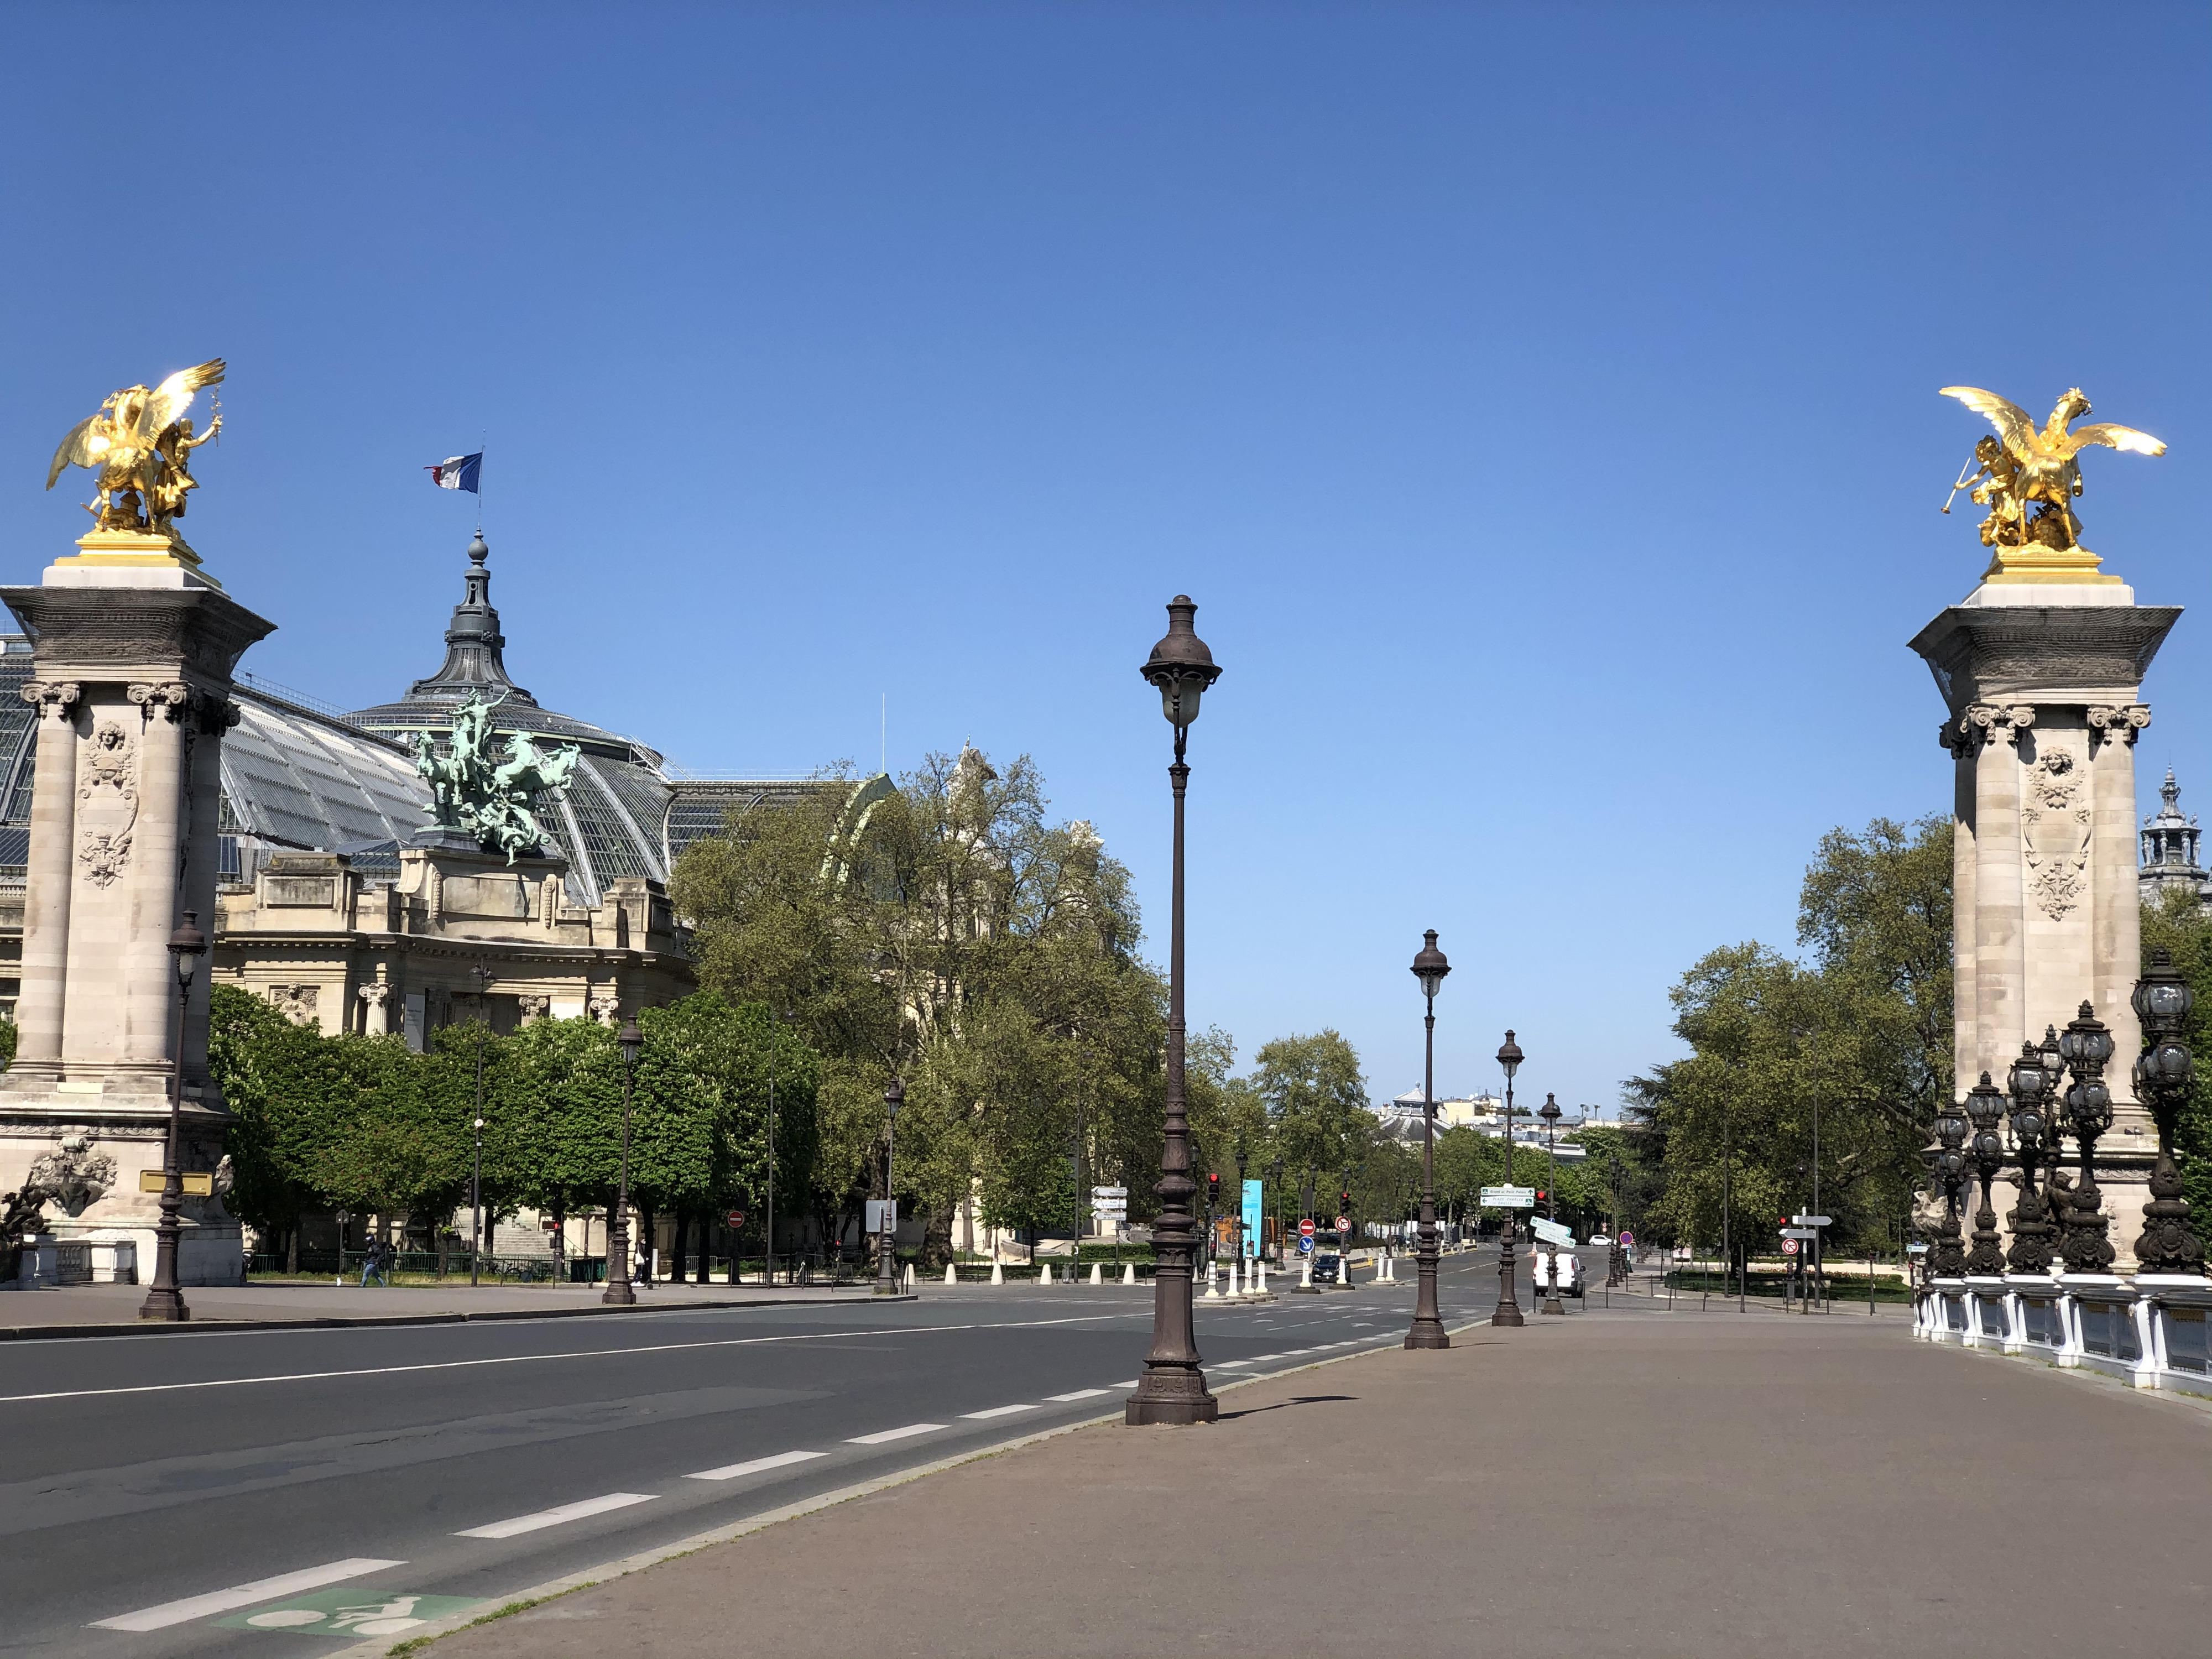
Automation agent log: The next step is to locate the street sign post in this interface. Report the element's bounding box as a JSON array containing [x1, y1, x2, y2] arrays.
[[1298, 1218, 1316, 1240], [1619, 1229, 1635, 1247], [1782, 1238, 1801, 1256], [725, 1211, 746, 1228], [1530, 1217, 1575, 1248], [1480, 1186, 1537, 1209], [1781, 1227, 1819, 1240], [1791, 1214, 1833, 1227], [1334, 1214, 1349, 1233]]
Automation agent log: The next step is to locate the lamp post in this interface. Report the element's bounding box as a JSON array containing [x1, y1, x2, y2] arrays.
[[1607, 1152, 1627, 1288], [2131, 949, 2204, 1276], [1269, 1155, 1284, 1265], [138, 912, 208, 1322], [601, 1018, 643, 1305], [1233, 1134, 1249, 1281], [877, 1077, 903, 1295], [1493, 1031, 1526, 1327], [468, 961, 493, 1286], [1128, 596, 1223, 1425], [2056, 1001, 2117, 1274], [1963, 1073, 2009, 1276], [764, 1005, 791, 1287], [1405, 930, 1451, 1348], [1928, 1097, 1969, 1278], [1538, 1093, 1564, 1316], [2004, 1041, 2057, 1274], [2037, 1023, 2069, 1226]]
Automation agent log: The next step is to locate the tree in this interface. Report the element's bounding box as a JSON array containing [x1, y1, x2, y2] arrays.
[[2138, 890, 2212, 1221], [1253, 1030, 1374, 1195]]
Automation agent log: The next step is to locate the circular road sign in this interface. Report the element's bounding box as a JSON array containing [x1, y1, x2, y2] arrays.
[[1782, 1238, 1800, 1256], [1298, 1218, 1316, 1239], [1620, 1230, 1634, 1246], [1334, 1215, 1349, 1232], [726, 1211, 747, 1227]]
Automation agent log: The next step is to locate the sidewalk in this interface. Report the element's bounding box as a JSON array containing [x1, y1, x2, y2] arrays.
[[0, 1279, 886, 1337], [420, 1311, 2211, 1659]]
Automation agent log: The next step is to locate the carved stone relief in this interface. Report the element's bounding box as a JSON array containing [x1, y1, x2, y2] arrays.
[[2021, 745, 2093, 921], [588, 993, 619, 1027], [268, 984, 320, 1026], [76, 718, 138, 888], [2087, 703, 2151, 749], [24, 1132, 118, 1218], [518, 994, 552, 1023], [1945, 702, 2036, 759]]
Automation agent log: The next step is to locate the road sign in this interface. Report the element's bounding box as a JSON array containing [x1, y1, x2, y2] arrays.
[[1531, 1217, 1575, 1248], [1298, 1234, 1314, 1255], [725, 1210, 746, 1227], [1480, 1186, 1537, 1208], [1092, 1186, 1127, 1199], [1334, 1214, 1349, 1232], [1781, 1227, 1819, 1240], [1792, 1214, 1833, 1227], [864, 1198, 898, 1233], [1906, 1242, 1931, 1256], [1619, 1229, 1635, 1246], [1782, 1238, 1801, 1256], [1298, 1218, 1316, 1239]]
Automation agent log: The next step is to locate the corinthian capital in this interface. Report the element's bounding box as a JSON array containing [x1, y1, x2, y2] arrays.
[[19, 681, 80, 719], [1948, 702, 2036, 757], [127, 682, 192, 722], [2087, 704, 2151, 749]]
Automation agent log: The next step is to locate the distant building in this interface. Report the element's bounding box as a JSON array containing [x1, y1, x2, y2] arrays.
[[2140, 768, 2210, 909]]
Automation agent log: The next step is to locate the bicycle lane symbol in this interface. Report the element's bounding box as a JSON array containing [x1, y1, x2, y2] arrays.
[[217, 1589, 484, 1636]]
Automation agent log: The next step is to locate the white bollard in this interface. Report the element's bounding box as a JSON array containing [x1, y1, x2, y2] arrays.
[[1299, 1255, 1313, 1289], [945, 1262, 958, 1285], [1038, 1261, 1052, 1285], [1089, 1262, 1102, 1286], [1122, 1262, 1138, 1286], [905, 1264, 916, 1292], [990, 1260, 1004, 1285], [1254, 1260, 1267, 1293], [1203, 1270, 1220, 1300]]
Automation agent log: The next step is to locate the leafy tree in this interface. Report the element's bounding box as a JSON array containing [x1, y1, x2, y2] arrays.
[[2137, 890, 2212, 1220], [1253, 1030, 1374, 1193]]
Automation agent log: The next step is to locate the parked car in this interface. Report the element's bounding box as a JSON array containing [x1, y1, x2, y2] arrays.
[[1312, 1251, 1340, 1285]]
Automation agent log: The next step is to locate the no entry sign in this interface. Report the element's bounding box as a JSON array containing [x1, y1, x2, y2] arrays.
[[1298, 1218, 1316, 1239]]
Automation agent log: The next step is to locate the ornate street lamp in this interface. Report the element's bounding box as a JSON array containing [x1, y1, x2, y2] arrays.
[[139, 913, 208, 1322], [468, 961, 493, 1287], [2037, 1024, 2068, 1220], [1128, 595, 1223, 1426], [2004, 1041, 2057, 1274], [1963, 1073, 2009, 1275], [1928, 1097, 1969, 1278], [1405, 930, 1451, 1349], [1493, 1030, 1526, 1327], [601, 1018, 643, 1306], [1606, 1152, 1627, 1288], [876, 1077, 904, 1295], [1233, 1133, 1250, 1279], [2057, 1001, 2117, 1274], [2131, 951, 2204, 1276], [1538, 1093, 1565, 1316]]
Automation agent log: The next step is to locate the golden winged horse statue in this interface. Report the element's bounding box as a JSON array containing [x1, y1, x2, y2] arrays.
[[1940, 385, 2163, 552], [46, 360, 225, 538]]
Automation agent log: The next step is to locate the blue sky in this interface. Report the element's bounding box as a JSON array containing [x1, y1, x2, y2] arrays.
[[3, 4, 2206, 1112]]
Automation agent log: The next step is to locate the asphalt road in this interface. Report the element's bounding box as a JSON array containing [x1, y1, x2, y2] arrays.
[[1, 1245, 1550, 1657]]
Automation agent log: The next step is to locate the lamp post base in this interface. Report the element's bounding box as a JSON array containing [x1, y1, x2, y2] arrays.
[[1541, 1296, 1566, 1316], [1405, 1318, 1450, 1349], [1125, 1365, 1218, 1426], [138, 1285, 188, 1322]]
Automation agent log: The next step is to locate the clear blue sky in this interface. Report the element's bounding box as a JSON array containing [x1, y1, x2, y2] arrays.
[[4, 5, 2206, 1113]]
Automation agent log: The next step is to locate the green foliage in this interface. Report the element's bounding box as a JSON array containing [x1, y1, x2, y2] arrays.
[[2138, 890, 2212, 1219], [1634, 817, 1952, 1258], [0, 1018, 17, 1072], [1251, 1030, 1374, 1185]]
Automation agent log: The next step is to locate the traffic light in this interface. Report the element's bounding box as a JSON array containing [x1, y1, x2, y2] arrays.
[[1339, 1189, 1351, 1212], [1536, 1190, 1547, 1204], [1207, 1173, 1220, 1206]]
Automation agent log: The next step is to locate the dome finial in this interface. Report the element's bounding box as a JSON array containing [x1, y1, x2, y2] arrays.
[[467, 531, 489, 566]]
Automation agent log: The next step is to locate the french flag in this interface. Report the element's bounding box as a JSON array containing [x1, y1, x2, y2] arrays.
[[425, 452, 483, 493]]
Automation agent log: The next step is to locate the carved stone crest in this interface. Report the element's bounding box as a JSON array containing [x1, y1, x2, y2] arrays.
[[268, 984, 320, 1025], [24, 1132, 118, 1219], [76, 718, 138, 888], [2021, 745, 2093, 920]]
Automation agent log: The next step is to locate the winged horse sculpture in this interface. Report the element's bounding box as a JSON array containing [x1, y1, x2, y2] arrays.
[[47, 359, 225, 538], [1941, 385, 2163, 551]]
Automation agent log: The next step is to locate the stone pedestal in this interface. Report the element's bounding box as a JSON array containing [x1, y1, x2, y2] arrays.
[[1912, 578, 2180, 1271], [0, 542, 272, 1287]]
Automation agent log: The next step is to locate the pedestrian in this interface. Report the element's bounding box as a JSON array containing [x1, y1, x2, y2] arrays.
[[359, 1236, 389, 1288]]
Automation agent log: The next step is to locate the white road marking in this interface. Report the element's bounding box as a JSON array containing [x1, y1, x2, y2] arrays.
[[1214, 1360, 1253, 1369], [960, 1404, 1040, 1420], [456, 1493, 655, 1538], [90, 1558, 404, 1632], [685, 1449, 827, 1483], [1113, 1380, 1139, 1387], [0, 1315, 1130, 1406], [1046, 1389, 1109, 1401], [847, 1423, 947, 1445]]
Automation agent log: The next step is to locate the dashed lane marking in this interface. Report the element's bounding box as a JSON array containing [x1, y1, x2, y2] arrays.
[[1046, 1389, 1110, 1401], [685, 1450, 828, 1483], [456, 1493, 655, 1539], [90, 1559, 405, 1632], [846, 1423, 947, 1446], [960, 1404, 1041, 1420]]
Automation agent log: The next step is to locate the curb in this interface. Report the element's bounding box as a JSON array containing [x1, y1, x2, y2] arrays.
[[335, 1311, 1510, 1658], [0, 1291, 913, 1343]]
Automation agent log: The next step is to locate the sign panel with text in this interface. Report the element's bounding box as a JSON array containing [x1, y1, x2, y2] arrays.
[[1241, 1179, 1263, 1257]]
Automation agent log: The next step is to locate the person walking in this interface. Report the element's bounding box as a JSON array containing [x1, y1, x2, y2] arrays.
[[359, 1236, 390, 1288]]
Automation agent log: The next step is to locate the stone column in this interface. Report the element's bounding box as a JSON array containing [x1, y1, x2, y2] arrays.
[[1913, 589, 2179, 1272], [122, 681, 190, 1072], [13, 682, 80, 1073], [178, 693, 236, 1086]]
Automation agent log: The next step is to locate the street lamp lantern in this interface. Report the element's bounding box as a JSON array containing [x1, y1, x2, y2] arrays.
[[1405, 929, 1451, 1349], [2131, 951, 2205, 1276], [1928, 1097, 1970, 1278], [877, 1077, 904, 1295], [602, 1018, 644, 1305], [139, 912, 208, 1322], [467, 961, 494, 1287], [2056, 1001, 2117, 1274], [1491, 1029, 1526, 1327], [1963, 1073, 2008, 1276], [1538, 1093, 1565, 1316], [2004, 1041, 2057, 1274], [1129, 596, 1223, 1426]]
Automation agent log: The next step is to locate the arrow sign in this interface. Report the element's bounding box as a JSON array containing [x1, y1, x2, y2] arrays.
[[1781, 1227, 1820, 1240], [1530, 1217, 1575, 1248], [1791, 1214, 1833, 1227]]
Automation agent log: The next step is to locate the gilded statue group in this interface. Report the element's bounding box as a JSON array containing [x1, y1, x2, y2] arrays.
[[45, 359, 226, 541], [1942, 385, 2164, 553], [414, 690, 582, 863]]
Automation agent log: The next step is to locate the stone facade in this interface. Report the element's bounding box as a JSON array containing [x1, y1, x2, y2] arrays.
[[1912, 581, 2180, 1271], [0, 547, 274, 1286]]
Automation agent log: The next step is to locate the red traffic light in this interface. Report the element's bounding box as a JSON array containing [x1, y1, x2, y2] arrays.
[[1207, 1174, 1221, 1201]]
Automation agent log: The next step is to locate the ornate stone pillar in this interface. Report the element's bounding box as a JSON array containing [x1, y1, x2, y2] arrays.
[[13, 682, 79, 1073], [122, 681, 190, 1071], [359, 976, 392, 1036]]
